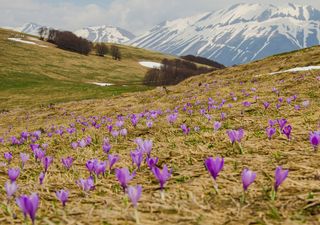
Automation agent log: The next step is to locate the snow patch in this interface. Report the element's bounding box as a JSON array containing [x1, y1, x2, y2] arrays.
[[91, 82, 114, 87], [139, 61, 163, 69], [270, 66, 320, 74], [8, 38, 47, 47]]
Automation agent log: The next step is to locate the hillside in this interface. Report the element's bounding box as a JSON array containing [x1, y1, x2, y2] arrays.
[[0, 42, 319, 225], [130, 3, 320, 66], [0, 28, 173, 110]]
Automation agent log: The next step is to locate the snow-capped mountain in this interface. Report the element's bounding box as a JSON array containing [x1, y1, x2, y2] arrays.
[[130, 3, 320, 66], [13, 22, 44, 36], [74, 25, 135, 43]]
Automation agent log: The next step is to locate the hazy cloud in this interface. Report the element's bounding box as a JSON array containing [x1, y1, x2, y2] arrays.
[[1, 0, 319, 35]]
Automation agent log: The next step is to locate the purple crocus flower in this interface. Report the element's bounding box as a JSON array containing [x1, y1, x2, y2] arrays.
[[78, 139, 87, 148], [56, 189, 69, 207], [120, 128, 128, 137], [115, 168, 136, 191], [268, 120, 277, 127], [8, 168, 20, 182], [181, 124, 190, 135], [146, 120, 153, 128], [130, 150, 144, 169], [108, 154, 119, 170], [111, 130, 119, 138], [204, 157, 224, 180], [277, 119, 287, 130], [274, 166, 289, 191], [94, 161, 107, 176], [213, 121, 222, 131], [20, 153, 29, 168], [4, 152, 12, 163], [102, 139, 112, 154], [61, 157, 73, 170], [310, 131, 320, 150], [220, 112, 227, 120], [282, 125, 292, 140], [263, 102, 270, 109], [243, 101, 251, 107], [131, 114, 139, 127], [227, 129, 244, 144], [5, 181, 18, 198], [242, 168, 256, 191], [152, 165, 172, 190], [76, 177, 95, 192], [167, 113, 178, 124], [135, 138, 153, 156], [127, 185, 142, 208], [146, 157, 158, 169], [86, 159, 98, 174], [39, 172, 45, 185], [16, 193, 39, 224], [266, 127, 276, 140], [34, 148, 45, 161], [42, 156, 53, 173], [71, 142, 78, 149]]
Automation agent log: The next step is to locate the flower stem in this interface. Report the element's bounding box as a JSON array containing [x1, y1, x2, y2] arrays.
[[134, 207, 140, 224], [160, 190, 165, 201]]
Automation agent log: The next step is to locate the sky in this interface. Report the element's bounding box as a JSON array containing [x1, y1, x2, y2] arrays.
[[1, 0, 320, 35]]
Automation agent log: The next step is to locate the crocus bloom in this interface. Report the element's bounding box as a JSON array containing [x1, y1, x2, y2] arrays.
[[94, 161, 107, 176], [213, 121, 222, 131], [34, 148, 45, 161], [263, 102, 270, 109], [108, 154, 120, 170], [135, 138, 152, 156], [146, 120, 153, 128], [8, 168, 20, 182], [5, 181, 18, 198], [111, 130, 119, 138], [42, 156, 53, 173], [227, 129, 244, 144], [4, 152, 12, 163], [152, 165, 172, 190], [242, 168, 256, 191], [282, 125, 292, 140], [16, 193, 39, 224], [167, 113, 178, 124], [310, 131, 320, 150], [71, 142, 78, 149], [61, 157, 73, 170], [274, 166, 289, 191], [76, 177, 95, 192], [39, 172, 45, 185], [115, 168, 136, 191], [120, 128, 128, 136], [205, 157, 224, 180], [130, 150, 144, 169], [181, 124, 190, 135], [102, 139, 111, 154], [86, 159, 98, 174], [56, 189, 69, 207], [127, 185, 142, 208], [20, 153, 29, 168], [146, 157, 158, 169], [243, 101, 251, 107], [277, 119, 287, 130], [266, 127, 276, 140]]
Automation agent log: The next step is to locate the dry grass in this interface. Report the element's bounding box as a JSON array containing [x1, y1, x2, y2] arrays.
[[0, 42, 320, 224]]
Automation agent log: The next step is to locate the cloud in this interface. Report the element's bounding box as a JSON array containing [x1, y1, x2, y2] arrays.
[[0, 0, 319, 35]]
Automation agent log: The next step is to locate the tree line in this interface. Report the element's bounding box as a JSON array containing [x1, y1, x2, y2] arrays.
[[143, 58, 216, 86], [38, 27, 121, 59]]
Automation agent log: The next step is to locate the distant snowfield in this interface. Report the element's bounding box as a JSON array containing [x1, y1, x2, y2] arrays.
[[8, 38, 47, 47], [91, 82, 114, 87], [270, 66, 320, 75], [139, 61, 162, 69]]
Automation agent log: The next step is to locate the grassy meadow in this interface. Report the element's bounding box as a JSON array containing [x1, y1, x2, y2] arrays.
[[0, 28, 320, 224], [0, 28, 173, 110]]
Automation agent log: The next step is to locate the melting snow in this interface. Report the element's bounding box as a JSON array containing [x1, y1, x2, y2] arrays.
[[270, 66, 320, 75], [139, 61, 162, 69], [8, 38, 48, 47], [91, 82, 114, 87]]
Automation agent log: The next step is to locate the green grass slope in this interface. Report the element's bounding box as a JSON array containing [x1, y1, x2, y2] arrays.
[[0, 28, 173, 110]]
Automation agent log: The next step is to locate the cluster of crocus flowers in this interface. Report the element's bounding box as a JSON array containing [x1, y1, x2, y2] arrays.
[[61, 156, 73, 170], [181, 124, 190, 135], [227, 129, 245, 154], [76, 177, 95, 192]]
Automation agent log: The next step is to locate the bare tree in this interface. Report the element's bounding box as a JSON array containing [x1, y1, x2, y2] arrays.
[[38, 27, 48, 40], [95, 43, 109, 57], [110, 45, 121, 60]]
